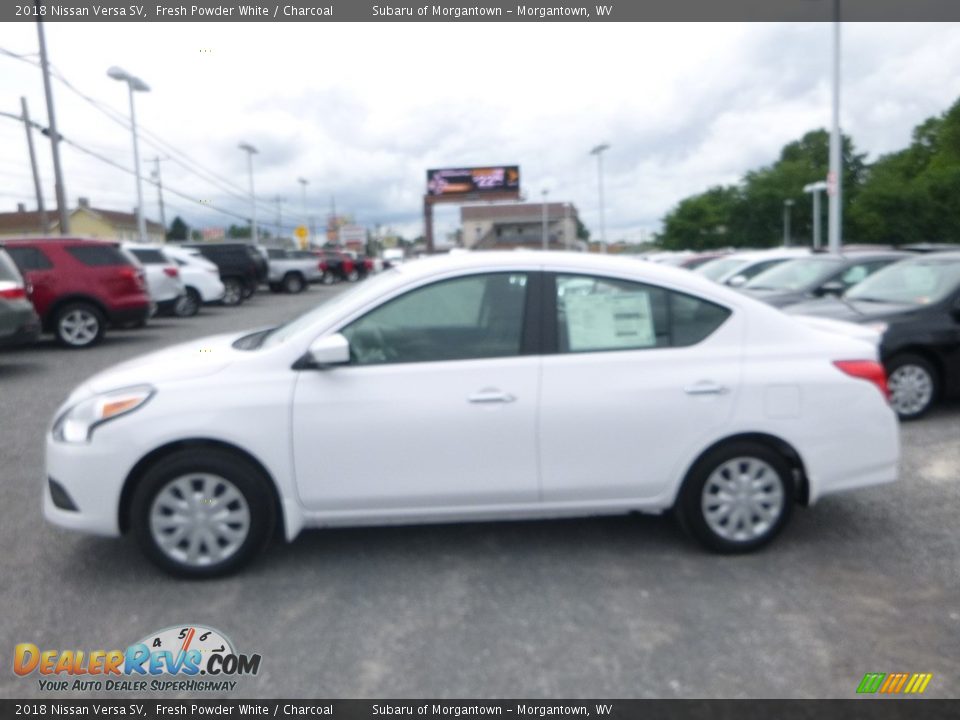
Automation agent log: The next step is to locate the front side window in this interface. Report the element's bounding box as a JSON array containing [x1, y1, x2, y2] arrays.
[[555, 274, 730, 353], [66, 244, 132, 267], [5, 246, 53, 272], [342, 273, 528, 365]]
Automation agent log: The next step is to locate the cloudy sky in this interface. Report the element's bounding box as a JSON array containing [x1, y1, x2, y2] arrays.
[[1, 21, 959, 243]]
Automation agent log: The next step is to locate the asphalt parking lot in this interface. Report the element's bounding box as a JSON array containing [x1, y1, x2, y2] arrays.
[[1, 285, 958, 699]]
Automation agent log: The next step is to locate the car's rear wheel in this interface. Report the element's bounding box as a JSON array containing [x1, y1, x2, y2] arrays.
[[173, 288, 201, 317], [886, 353, 938, 420], [321, 271, 336, 285], [54, 302, 105, 349], [676, 441, 793, 553], [282, 272, 305, 294], [221, 278, 244, 306], [346, 269, 359, 282], [130, 449, 275, 578]]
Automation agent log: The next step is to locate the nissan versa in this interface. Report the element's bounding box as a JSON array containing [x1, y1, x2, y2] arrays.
[[44, 252, 900, 577]]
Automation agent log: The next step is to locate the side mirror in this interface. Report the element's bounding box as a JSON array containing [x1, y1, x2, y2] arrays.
[[727, 275, 748, 288], [817, 280, 846, 297], [305, 333, 350, 368]]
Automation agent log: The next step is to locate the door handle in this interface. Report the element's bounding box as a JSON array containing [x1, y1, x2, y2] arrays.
[[468, 389, 516, 404], [684, 382, 729, 396]]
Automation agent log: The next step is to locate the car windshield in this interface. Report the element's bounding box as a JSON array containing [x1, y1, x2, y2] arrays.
[[695, 257, 749, 281], [845, 258, 960, 305], [745, 258, 844, 291], [259, 268, 402, 349]]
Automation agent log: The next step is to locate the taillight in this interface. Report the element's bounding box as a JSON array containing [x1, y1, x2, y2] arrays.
[[0, 281, 26, 300], [834, 360, 889, 400], [319, 261, 328, 271], [163, 267, 179, 278], [119, 266, 146, 289]]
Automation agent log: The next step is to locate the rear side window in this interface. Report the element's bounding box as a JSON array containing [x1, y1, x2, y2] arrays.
[[66, 245, 132, 267], [0, 249, 25, 281], [267, 249, 286, 259], [5, 245, 54, 271], [129, 248, 168, 264], [555, 274, 731, 353]]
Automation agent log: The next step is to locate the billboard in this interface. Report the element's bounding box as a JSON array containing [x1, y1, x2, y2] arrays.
[[426, 166, 520, 197]]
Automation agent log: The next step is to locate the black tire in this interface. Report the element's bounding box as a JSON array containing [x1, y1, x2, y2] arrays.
[[282, 272, 306, 294], [675, 441, 793, 554], [221, 278, 244, 307], [130, 448, 276, 579], [53, 302, 106, 349], [173, 288, 201, 318], [321, 271, 336, 285], [885, 353, 938, 420]]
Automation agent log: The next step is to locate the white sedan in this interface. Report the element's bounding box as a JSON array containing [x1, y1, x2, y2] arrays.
[[162, 245, 227, 316], [44, 252, 899, 577]]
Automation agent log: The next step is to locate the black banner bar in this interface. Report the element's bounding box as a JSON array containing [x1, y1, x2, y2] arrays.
[[1, 700, 959, 720], [3, 0, 960, 23]]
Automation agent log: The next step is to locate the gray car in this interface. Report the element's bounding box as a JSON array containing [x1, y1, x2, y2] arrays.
[[0, 247, 41, 348], [739, 252, 910, 309]]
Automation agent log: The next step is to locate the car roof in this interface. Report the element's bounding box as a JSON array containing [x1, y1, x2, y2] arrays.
[[0, 236, 117, 246]]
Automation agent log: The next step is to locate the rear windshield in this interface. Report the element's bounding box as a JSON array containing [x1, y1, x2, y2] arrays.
[[0, 249, 24, 282], [66, 244, 132, 267], [128, 248, 168, 265], [5, 245, 54, 271]]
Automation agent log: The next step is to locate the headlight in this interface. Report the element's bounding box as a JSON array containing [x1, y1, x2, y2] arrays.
[[865, 322, 889, 335], [52, 385, 155, 444]]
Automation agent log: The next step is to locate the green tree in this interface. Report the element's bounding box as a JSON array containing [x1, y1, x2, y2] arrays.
[[659, 185, 743, 250], [167, 216, 187, 241], [226, 223, 252, 239]]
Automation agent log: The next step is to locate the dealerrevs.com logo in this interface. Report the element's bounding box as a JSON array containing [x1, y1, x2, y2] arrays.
[[13, 625, 261, 693]]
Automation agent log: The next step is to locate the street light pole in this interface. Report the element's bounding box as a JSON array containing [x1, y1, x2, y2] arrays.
[[783, 199, 795, 247], [804, 181, 828, 250], [827, 0, 843, 254], [541, 189, 549, 250], [107, 66, 149, 243], [238, 143, 258, 245], [36, 13, 69, 234], [590, 143, 610, 253], [151, 157, 167, 240]]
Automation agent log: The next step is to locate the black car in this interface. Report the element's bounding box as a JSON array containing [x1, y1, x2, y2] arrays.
[[0, 246, 41, 348], [786, 252, 960, 419], [741, 252, 909, 308], [182, 242, 268, 305]]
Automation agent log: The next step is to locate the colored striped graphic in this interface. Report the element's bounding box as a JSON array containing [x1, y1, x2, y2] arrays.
[[857, 672, 933, 694]]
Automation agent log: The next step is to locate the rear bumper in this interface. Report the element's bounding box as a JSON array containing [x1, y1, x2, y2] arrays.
[[108, 303, 152, 327], [0, 310, 41, 348]]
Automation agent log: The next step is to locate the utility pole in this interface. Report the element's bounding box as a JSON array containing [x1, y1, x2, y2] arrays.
[[275, 196, 285, 240], [20, 97, 49, 233], [35, 11, 69, 234], [590, 143, 610, 254], [827, 0, 843, 254], [151, 157, 167, 240], [783, 199, 794, 247], [238, 142, 258, 244]]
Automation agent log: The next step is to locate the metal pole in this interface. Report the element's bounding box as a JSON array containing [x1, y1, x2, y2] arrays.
[[238, 144, 258, 245], [20, 96, 49, 233], [541, 190, 549, 250], [35, 12, 69, 233], [152, 157, 166, 241], [827, 0, 842, 254], [126, 83, 147, 243], [813, 190, 821, 250], [598, 152, 607, 253], [783, 200, 793, 247]]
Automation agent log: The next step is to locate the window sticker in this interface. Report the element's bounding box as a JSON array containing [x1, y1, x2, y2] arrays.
[[564, 291, 655, 351]]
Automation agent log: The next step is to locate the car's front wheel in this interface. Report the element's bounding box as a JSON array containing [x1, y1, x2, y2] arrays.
[[130, 449, 275, 578], [676, 441, 793, 553], [886, 353, 938, 420], [282, 272, 306, 294]]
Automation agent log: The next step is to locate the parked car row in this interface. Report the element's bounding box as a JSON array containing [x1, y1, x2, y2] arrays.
[[681, 247, 960, 420], [0, 236, 377, 351]]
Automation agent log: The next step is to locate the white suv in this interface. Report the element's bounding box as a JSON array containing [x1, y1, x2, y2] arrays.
[[162, 246, 227, 316], [122, 243, 186, 316]]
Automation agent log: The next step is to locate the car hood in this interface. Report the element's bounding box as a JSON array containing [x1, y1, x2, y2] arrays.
[[784, 296, 915, 322], [83, 331, 247, 395]]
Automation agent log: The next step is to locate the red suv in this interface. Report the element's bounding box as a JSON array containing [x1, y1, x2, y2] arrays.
[[2, 237, 152, 348]]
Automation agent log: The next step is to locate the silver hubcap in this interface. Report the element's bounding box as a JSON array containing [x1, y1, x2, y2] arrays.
[[888, 364, 933, 417], [224, 283, 241, 304], [176, 293, 198, 315], [701, 457, 785, 542], [59, 310, 99, 345], [149, 473, 251, 568]]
